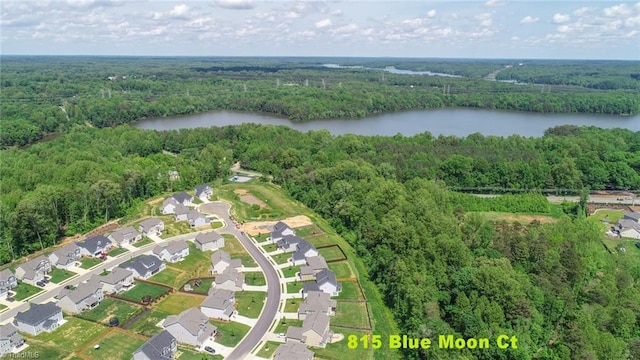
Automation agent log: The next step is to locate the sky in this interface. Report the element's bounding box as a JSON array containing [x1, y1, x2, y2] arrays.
[[1, 0, 639, 59]]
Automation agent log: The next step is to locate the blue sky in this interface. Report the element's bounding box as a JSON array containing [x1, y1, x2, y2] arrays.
[[1, 1, 639, 59]]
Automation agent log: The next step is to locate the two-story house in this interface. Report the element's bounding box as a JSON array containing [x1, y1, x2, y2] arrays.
[[194, 184, 213, 202], [133, 330, 177, 360], [76, 235, 112, 257], [107, 226, 143, 246], [15, 256, 51, 286], [13, 302, 63, 336], [194, 232, 224, 252], [49, 243, 82, 269], [119, 255, 166, 280], [162, 307, 217, 348], [0, 269, 18, 298], [152, 240, 190, 263], [211, 250, 242, 275], [56, 280, 104, 314], [138, 218, 165, 237], [0, 324, 24, 356], [201, 288, 236, 320]]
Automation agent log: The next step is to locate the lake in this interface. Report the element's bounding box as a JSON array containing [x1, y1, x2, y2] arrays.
[[134, 109, 640, 138]]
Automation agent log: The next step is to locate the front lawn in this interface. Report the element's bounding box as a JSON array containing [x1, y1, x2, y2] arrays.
[[127, 309, 170, 336], [80, 257, 103, 269], [13, 282, 44, 301], [333, 301, 370, 329], [108, 247, 129, 257], [244, 272, 266, 286], [155, 294, 205, 314], [222, 234, 257, 267], [286, 281, 311, 295], [255, 233, 270, 243], [284, 298, 303, 312], [282, 266, 299, 278], [271, 252, 291, 265], [263, 243, 278, 252], [80, 330, 146, 360], [177, 346, 223, 360], [49, 268, 77, 283], [149, 268, 187, 288], [235, 291, 266, 318], [211, 220, 224, 230], [27, 317, 108, 351], [77, 298, 143, 325], [133, 238, 154, 248], [120, 282, 169, 303], [274, 318, 303, 334], [257, 341, 282, 358], [209, 320, 251, 347]]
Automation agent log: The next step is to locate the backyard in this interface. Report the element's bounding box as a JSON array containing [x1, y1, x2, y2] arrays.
[[119, 282, 170, 303], [24, 317, 108, 353], [318, 246, 347, 262], [149, 267, 187, 289], [155, 294, 205, 314], [315, 327, 373, 360], [79, 329, 146, 360], [222, 234, 257, 267], [336, 281, 365, 300], [328, 261, 354, 279], [127, 309, 170, 337], [168, 242, 212, 277], [76, 298, 144, 325], [332, 301, 371, 329]]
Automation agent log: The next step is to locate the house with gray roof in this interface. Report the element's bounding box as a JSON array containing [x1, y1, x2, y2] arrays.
[[174, 205, 190, 222], [194, 232, 224, 252], [172, 192, 193, 206], [292, 240, 318, 266], [618, 219, 640, 239], [56, 280, 104, 314], [133, 330, 177, 360], [302, 269, 341, 297], [188, 210, 210, 228], [15, 256, 51, 286], [273, 342, 314, 360], [96, 268, 134, 294], [298, 291, 336, 320], [153, 240, 190, 263], [0, 269, 18, 298], [285, 313, 332, 347], [107, 226, 142, 246], [49, 243, 82, 269], [623, 211, 640, 223], [119, 255, 166, 280], [13, 302, 63, 336], [211, 250, 242, 275], [214, 267, 245, 292], [194, 184, 213, 202], [162, 307, 217, 348], [161, 198, 179, 215], [201, 288, 236, 320], [0, 324, 24, 356], [277, 235, 305, 253], [76, 235, 112, 257], [139, 218, 165, 237], [271, 221, 295, 243], [299, 256, 328, 281]]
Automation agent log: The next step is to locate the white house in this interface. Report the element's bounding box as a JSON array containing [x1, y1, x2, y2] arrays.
[[107, 226, 142, 246], [174, 205, 190, 222], [49, 243, 82, 270], [214, 267, 245, 292], [133, 330, 177, 360], [292, 240, 318, 266], [56, 281, 104, 314], [15, 256, 51, 286], [195, 184, 213, 202], [119, 255, 166, 280], [162, 308, 217, 348], [271, 221, 295, 243], [194, 232, 224, 252], [0, 269, 18, 298], [211, 250, 242, 275], [188, 210, 210, 228], [76, 235, 112, 257], [0, 324, 24, 356], [96, 268, 134, 294], [302, 269, 341, 297], [161, 198, 179, 215], [201, 288, 236, 320], [153, 240, 190, 263], [138, 218, 165, 237], [13, 302, 63, 336]]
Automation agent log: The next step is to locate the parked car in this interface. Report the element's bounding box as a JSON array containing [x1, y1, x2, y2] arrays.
[[36, 281, 45, 287], [204, 346, 215, 354], [6, 297, 14, 302]]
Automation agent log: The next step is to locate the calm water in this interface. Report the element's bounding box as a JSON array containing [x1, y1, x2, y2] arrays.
[[322, 63, 462, 77], [134, 109, 640, 138]]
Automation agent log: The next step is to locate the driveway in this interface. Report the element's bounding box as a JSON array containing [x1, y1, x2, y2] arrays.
[[200, 202, 281, 360]]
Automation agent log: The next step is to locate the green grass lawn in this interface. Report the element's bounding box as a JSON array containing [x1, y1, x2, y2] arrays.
[[263, 243, 278, 252], [49, 268, 77, 283], [0, 303, 7, 310], [318, 246, 346, 262], [235, 291, 266, 318], [149, 268, 187, 288], [271, 252, 292, 265], [315, 327, 373, 360], [221, 234, 257, 267], [244, 272, 266, 286], [336, 281, 365, 300], [295, 224, 324, 238], [255, 233, 270, 243], [80, 330, 145, 360], [108, 247, 129, 257], [80, 257, 103, 269], [26, 317, 108, 351], [216, 186, 287, 221], [127, 309, 170, 336], [591, 209, 626, 223], [120, 282, 169, 303], [77, 298, 143, 325], [282, 266, 299, 278], [209, 320, 251, 347], [15, 342, 70, 360], [211, 220, 224, 230], [286, 281, 311, 295], [274, 319, 303, 334], [284, 298, 303, 312], [155, 294, 205, 314], [133, 237, 154, 248], [160, 219, 194, 239], [307, 233, 344, 248], [13, 282, 44, 301], [329, 261, 354, 279], [333, 301, 370, 329], [169, 242, 212, 277], [177, 346, 223, 360], [186, 278, 215, 294], [257, 341, 282, 358]]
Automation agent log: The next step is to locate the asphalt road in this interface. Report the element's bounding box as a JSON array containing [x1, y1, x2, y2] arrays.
[[201, 202, 281, 360]]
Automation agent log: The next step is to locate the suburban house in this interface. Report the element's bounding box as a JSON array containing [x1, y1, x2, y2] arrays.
[[285, 312, 332, 347], [201, 288, 236, 320], [107, 226, 142, 246], [174, 205, 190, 222], [172, 192, 194, 207], [299, 256, 328, 281], [273, 342, 314, 360], [194, 232, 224, 252], [195, 184, 213, 202], [188, 210, 211, 228], [95, 268, 134, 294], [162, 307, 217, 348], [76, 235, 113, 257], [277, 235, 305, 253], [56, 280, 104, 314], [302, 269, 342, 297], [138, 218, 165, 237], [623, 211, 640, 224], [119, 254, 166, 280], [298, 291, 337, 320], [292, 240, 319, 266], [15, 256, 52, 286], [48, 243, 82, 269], [211, 250, 242, 275], [0, 324, 24, 356], [271, 221, 296, 243], [153, 240, 190, 263], [133, 330, 177, 360], [13, 302, 63, 336], [0, 269, 18, 298], [617, 219, 640, 239], [161, 198, 179, 215], [214, 267, 245, 292]]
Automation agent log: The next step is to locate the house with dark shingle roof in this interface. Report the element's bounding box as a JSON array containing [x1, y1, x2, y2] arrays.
[[162, 307, 217, 348], [277, 235, 305, 253], [273, 342, 314, 360], [153, 240, 189, 263], [302, 269, 341, 297], [194, 232, 224, 252], [271, 221, 295, 243], [623, 212, 640, 224], [76, 235, 112, 257], [194, 184, 213, 202], [13, 302, 63, 336], [0, 269, 18, 297], [15, 256, 51, 286], [107, 226, 142, 246], [172, 192, 193, 206], [49, 243, 82, 269], [0, 324, 24, 356], [139, 218, 165, 237], [133, 330, 177, 360], [119, 255, 166, 279], [292, 240, 318, 266], [201, 288, 236, 320]]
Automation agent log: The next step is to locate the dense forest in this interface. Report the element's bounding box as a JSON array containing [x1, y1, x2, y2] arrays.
[[1, 124, 640, 359], [1, 56, 638, 147]]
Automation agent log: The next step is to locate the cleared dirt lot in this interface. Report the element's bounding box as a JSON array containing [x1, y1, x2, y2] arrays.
[[241, 215, 313, 236], [234, 189, 267, 208]]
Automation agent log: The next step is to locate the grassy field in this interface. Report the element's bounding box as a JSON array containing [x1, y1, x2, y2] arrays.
[[77, 298, 143, 325], [235, 291, 267, 318], [49, 268, 77, 283], [160, 219, 193, 239], [256, 341, 282, 358], [255, 233, 270, 243], [168, 242, 212, 277], [329, 261, 354, 279], [186, 278, 215, 294], [25, 317, 108, 352], [133, 238, 154, 248], [108, 247, 129, 257], [315, 327, 372, 360], [127, 309, 170, 336], [318, 246, 346, 262], [244, 272, 266, 286], [336, 281, 365, 300], [271, 252, 291, 265], [284, 298, 303, 312], [209, 320, 251, 347], [176, 346, 223, 360], [80, 330, 146, 360], [15, 342, 71, 359], [263, 243, 278, 252], [221, 234, 257, 267], [307, 233, 346, 248], [295, 224, 324, 237], [13, 282, 44, 300], [149, 267, 187, 288], [333, 302, 370, 329], [155, 294, 205, 314], [591, 209, 626, 223], [286, 281, 310, 294], [282, 266, 299, 278], [80, 257, 103, 269], [215, 185, 289, 221], [120, 282, 169, 303], [274, 318, 302, 333]]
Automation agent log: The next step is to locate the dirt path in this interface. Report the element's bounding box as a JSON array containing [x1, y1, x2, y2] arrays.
[[240, 215, 314, 236]]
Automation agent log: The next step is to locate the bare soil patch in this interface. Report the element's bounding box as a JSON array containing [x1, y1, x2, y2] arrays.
[[241, 215, 313, 236], [234, 190, 267, 208], [494, 214, 557, 224]]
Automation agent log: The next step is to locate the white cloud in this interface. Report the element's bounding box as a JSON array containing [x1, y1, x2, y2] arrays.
[[484, 0, 506, 7], [511, 36, 520, 40], [315, 18, 332, 29], [331, 9, 342, 16], [426, 9, 436, 18], [284, 11, 300, 19], [153, 4, 193, 20], [553, 13, 571, 23], [604, 4, 632, 17], [520, 16, 539, 24], [476, 12, 493, 27], [213, 0, 253, 10], [573, 6, 595, 17]]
